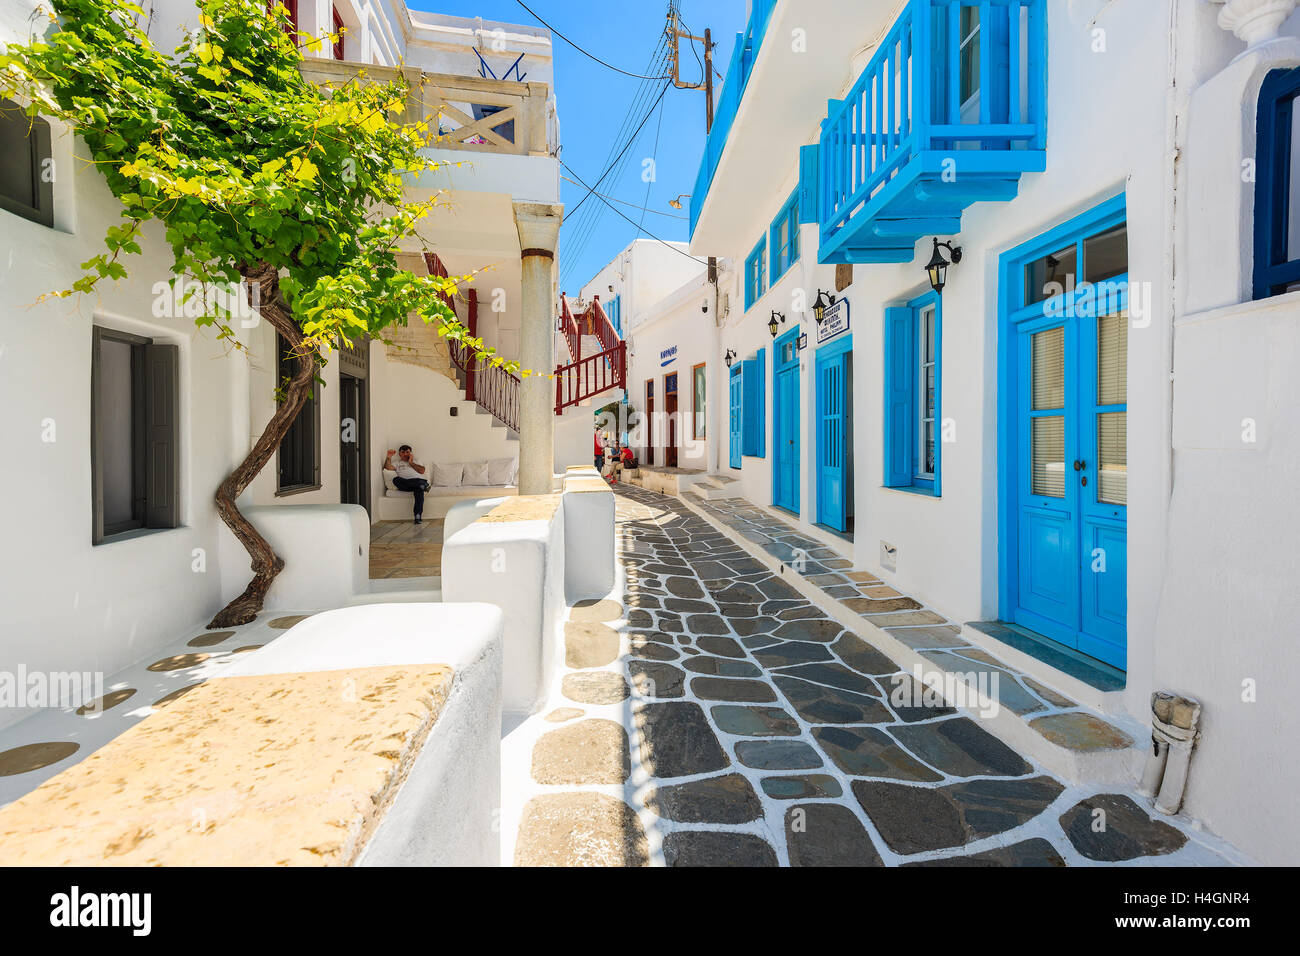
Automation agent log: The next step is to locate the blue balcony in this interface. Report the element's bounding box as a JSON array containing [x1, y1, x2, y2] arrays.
[[688, 0, 778, 238], [817, 0, 1047, 264]]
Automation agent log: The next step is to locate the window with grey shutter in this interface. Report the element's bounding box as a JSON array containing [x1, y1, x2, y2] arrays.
[[92, 328, 181, 543], [0, 98, 54, 228]]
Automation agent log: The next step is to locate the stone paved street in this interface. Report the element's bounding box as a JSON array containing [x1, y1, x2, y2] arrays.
[[505, 485, 1240, 867]]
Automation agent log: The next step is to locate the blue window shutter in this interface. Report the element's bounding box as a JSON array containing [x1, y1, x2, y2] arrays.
[[883, 307, 913, 487], [756, 347, 767, 458], [741, 357, 758, 456], [799, 144, 819, 225]]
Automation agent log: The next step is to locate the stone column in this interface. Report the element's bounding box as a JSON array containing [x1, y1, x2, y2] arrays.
[[514, 202, 564, 497], [1210, 0, 1299, 50]]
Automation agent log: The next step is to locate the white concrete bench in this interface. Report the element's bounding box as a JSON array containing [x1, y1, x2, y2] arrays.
[[0, 603, 504, 866]]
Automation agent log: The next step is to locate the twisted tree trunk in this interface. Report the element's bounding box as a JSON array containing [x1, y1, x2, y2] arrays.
[[207, 263, 319, 628]]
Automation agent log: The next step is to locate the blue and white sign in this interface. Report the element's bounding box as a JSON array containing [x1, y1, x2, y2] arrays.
[[660, 345, 678, 368], [816, 297, 851, 345]]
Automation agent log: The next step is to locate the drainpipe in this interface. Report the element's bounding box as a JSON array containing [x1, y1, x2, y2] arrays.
[[1138, 691, 1202, 814]]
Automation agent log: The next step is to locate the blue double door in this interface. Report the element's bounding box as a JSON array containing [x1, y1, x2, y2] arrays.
[[773, 328, 800, 514], [1010, 289, 1128, 669]]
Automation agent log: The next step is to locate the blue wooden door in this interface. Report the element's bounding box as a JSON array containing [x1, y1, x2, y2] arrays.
[[1011, 288, 1128, 669], [773, 328, 800, 514], [1077, 296, 1129, 666], [1014, 316, 1081, 644], [816, 345, 849, 531], [729, 366, 742, 469]]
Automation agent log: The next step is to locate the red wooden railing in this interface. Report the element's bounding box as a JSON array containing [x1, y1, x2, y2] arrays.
[[555, 342, 626, 415], [559, 293, 582, 364], [588, 296, 621, 355]]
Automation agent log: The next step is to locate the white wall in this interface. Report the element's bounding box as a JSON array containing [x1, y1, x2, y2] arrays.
[[0, 129, 233, 730], [624, 275, 716, 471]]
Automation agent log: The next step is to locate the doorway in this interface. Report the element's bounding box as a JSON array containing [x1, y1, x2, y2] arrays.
[[1001, 198, 1129, 670], [773, 326, 800, 514], [338, 337, 370, 517], [816, 336, 853, 534], [664, 372, 679, 467], [644, 378, 655, 466]]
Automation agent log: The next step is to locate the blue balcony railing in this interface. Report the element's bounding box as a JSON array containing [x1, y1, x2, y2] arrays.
[[818, 0, 1047, 264], [688, 0, 778, 236]]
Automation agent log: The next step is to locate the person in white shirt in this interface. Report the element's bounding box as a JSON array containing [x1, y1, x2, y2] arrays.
[[384, 445, 430, 523]]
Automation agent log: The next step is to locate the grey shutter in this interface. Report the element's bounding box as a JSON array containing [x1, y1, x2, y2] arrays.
[[143, 343, 179, 528]]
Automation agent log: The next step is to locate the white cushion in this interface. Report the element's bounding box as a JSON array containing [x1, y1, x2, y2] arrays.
[[486, 457, 516, 485], [463, 460, 491, 485], [432, 462, 463, 487], [382, 470, 398, 492]]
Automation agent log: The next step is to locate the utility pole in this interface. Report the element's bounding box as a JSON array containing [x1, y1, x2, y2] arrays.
[[666, 6, 718, 284]]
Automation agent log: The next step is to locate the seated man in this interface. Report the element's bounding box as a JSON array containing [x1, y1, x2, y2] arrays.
[[384, 445, 430, 524]]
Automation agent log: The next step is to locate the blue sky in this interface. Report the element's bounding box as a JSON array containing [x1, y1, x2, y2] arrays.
[[406, 0, 744, 292]]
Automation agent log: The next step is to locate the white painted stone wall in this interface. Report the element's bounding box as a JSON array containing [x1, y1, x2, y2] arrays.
[[441, 500, 565, 716]]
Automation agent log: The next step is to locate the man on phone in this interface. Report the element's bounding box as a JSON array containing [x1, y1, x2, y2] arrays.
[[384, 445, 430, 523]]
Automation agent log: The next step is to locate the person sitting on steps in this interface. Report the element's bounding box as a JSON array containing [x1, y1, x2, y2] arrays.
[[384, 445, 430, 524]]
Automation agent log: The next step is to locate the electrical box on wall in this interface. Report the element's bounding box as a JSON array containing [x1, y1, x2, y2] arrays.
[[450, 407, 458, 417], [880, 541, 897, 573]]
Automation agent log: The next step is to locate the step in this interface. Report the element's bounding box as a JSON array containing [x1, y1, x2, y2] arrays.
[[696, 474, 743, 499], [960, 620, 1128, 716], [675, 490, 1145, 788]]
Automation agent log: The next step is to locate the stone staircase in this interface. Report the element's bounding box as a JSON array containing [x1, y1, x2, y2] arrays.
[[693, 474, 743, 500]]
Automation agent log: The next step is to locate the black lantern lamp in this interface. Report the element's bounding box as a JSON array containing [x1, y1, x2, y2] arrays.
[[812, 289, 837, 325], [768, 310, 785, 338], [926, 238, 963, 294], [724, 348, 737, 369]]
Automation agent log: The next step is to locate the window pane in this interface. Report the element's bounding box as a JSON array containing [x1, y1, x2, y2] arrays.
[[1031, 326, 1065, 410], [694, 366, 706, 438], [0, 107, 36, 208], [960, 8, 980, 104], [1290, 94, 1300, 259], [1032, 416, 1065, 497], [1024, 245, 1078, 305], [98, 338, 136, 527], [924, 363, 935, 417], [1084, 225, 1128, 284], [1097, 310, 1127, 406], [1097, 411, 1127, 506]]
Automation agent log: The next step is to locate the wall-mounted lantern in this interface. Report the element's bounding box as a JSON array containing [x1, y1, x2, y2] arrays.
[[768, 310, 785, 338], [668, 194, 691, 210], [926, 238, 963, 294], [724, 348, 737, 369], [812, 290, 837, 325]]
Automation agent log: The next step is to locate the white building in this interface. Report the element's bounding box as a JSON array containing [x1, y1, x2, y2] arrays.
[[686, 0, 1300, 865], [0, 0, 606, 732], [578, 239, 713, 471]]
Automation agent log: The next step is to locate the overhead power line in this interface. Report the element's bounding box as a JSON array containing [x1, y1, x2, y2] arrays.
[[562, 79, 671, 224], [559, 176, 688, 220], [561, 160, 705, 267], [514, 0, 672, 80]]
